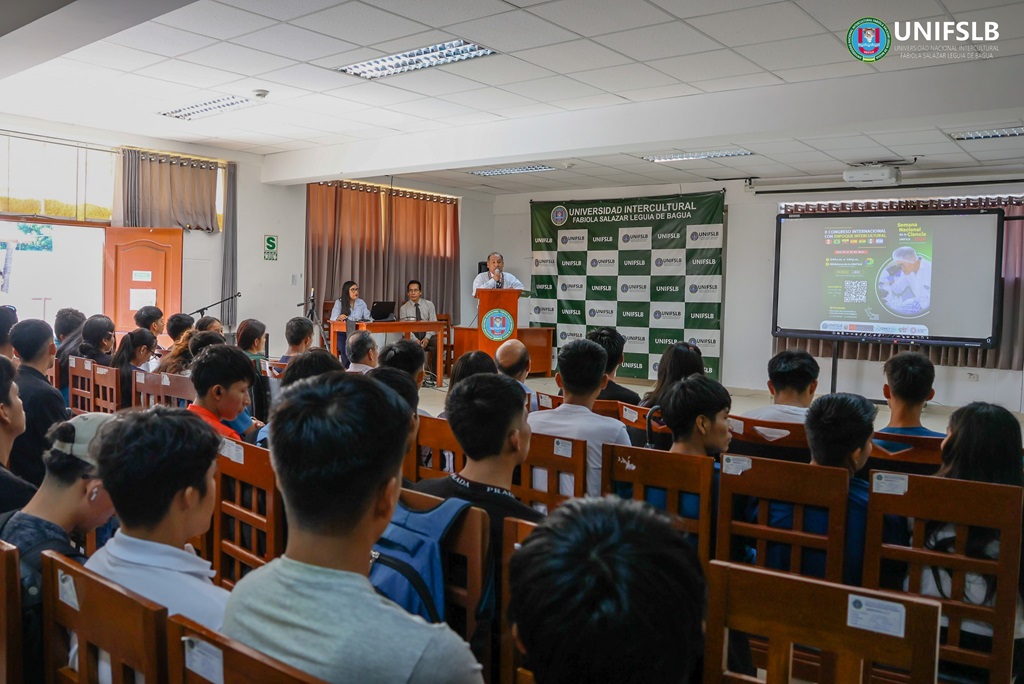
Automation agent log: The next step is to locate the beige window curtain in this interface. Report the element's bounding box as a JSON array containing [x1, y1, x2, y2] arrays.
[[114, 148, 219, 232], [774, 197, 1024, 370], [306, 181, 460, 321], [384, 190, 461, 321]]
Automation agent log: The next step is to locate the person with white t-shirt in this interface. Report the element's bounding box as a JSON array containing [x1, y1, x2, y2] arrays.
[[527, 339, 630, 497], [743, 350, 819, 423]]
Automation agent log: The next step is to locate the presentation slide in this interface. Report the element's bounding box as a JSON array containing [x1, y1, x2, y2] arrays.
[[774, 211, 1003, 347]]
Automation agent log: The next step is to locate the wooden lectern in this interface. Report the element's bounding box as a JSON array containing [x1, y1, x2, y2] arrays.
[[476, 289, 521, 358]]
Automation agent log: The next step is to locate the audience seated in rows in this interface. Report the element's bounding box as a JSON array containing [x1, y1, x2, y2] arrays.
[[280, 317, 314, 363], [256, 348, 344, 447], [110, 327, 157, 409], [235, 318, 267, 360], [876, 351, 944, 451], [755, 393, 907, 586], [496, 339, 538, 412], [55, 314, 115, 400], [0, 356, 32, 513], [509, 497, 706, 684], [631, 341, 705, 449], [223, 372, 483, 684], [346, 330, 378, 374], [379, 337, 427, 390], [53, 307, 85, 347], [9, 320, 68, 486], [0, 413, 115, 683], [415, 373, 543, 552], [587, 327, 642, 405], [0, 305, 17, 359], [165, 312, 195, 344], [925, 401, 1024, 679], [444, 351, 497, 416], [742, 349, 819, 423], [187, 345, 257, 441], [528, 339, 630, 497], [133, 305, 164, 339], [196, 315, 224, 334], [155, 329, 196, 374]]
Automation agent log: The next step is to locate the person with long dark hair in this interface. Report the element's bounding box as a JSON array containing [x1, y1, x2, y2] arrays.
[[630, 342, 705, 449], [920, 401, 1024, 679], [235, 319, 267, 360], [55, 314, 115, 402], [156, 330, 196, 375], [111, 328, 157, 408], [330, 281, 371, 367]]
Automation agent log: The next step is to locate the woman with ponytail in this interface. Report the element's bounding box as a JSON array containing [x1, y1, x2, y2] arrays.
[[55, 315, 115, 402], [111, 328, 157, 408]]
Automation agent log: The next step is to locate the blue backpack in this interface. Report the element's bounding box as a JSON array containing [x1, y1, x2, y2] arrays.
[[369, 497, 473, 623]]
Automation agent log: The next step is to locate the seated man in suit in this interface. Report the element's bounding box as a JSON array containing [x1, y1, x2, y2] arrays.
[[509, 497, 705, 684], [223, 372, 482, 684], [744, 350, 819, 423], [399, 279, 438, 377]]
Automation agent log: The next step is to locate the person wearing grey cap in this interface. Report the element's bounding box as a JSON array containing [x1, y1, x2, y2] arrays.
[[0, 412, 117, 684]]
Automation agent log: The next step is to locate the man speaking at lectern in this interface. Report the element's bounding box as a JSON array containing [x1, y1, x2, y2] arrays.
[[473, 252, 524, 296]]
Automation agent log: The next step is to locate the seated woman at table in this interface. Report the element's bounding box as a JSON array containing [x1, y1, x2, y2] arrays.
[[330, 280, 371, 367]]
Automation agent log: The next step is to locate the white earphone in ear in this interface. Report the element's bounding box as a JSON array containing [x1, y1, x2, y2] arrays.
[[89, 489, 99, 502]]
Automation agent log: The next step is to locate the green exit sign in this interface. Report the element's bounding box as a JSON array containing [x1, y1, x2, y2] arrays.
[[264, 234, 278, 261]]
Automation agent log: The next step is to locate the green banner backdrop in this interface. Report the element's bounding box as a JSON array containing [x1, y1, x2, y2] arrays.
[[530, 192, 725, 380]]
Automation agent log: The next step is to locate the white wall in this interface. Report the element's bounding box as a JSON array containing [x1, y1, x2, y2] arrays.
[[491, 178, 1024, 412]]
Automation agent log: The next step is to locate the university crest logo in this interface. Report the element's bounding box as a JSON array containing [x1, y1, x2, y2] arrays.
[[848, 18, 891, 62], [482, 308, 515, 342]]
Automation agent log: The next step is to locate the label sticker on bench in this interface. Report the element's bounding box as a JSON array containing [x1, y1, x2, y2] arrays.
[[722, 455, 752, 475], [220, 440, 244, 464], [69, 357, 76, 368], [57, 570, 79, 611], [872, 472, 908, 495], [96, 367, 107, 376], [184, 637, 224, 684], [136, 372, 145, 384], [83, 360, 92, 371], [847, 595, 905, 638], [553, 438, 572, 457], [539, 394, 553, 408], [161, 374, 171, 386], [727, 418, 744, 435], [622, 406, 638, 423]]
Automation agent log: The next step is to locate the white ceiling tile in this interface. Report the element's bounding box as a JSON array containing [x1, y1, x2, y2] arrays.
[[442, 87, 538, 110], [260, 63, 359, 91], [372, 31, 458, 53], [883, 142, 964, 157], [134, 59, 243, 88], [619, 83, 701, 101], [291, 3, 429, 44], [237, 120, 333, 138], [362, 0, 510, 26], [180, 43, 297, 76], [868, 130, 953, 146], [769, 150, 834, 163], [447, 11, 578, 52], [106, 22, 220, 57], [502, 75, 605, 101], [201, 138, 262, 151], [528, 0, 674, 37], [111, 73, 201, 100], [513, 40, 632, 74], [826, 147, 900, 162], [243, 145, 288, 154], [392, 119, 453, 132], [774, 61, 874, 83], [805, 134, 880, 151], [736, 34, 846, 71], [796, 0, 946, 32], [232, 24, 357, 61], [491, 103, 564, 118], [583, 153, 644, 165], [959, 2, 1024, 39], [385, 69, 484, 96], [219, 130, 293, 145], [959, 136, 1024, 152], [966, 149, 1024, 161], [281, 93, 371, 115], [690, 72, 783, 91], [275, 139, 328, 150], [64, 42, 167, 71], [309, 133, 363, 145], [571, 63, 678, 91], [650, 50, 761, 82], [649, 158, 725, 171], [215, 77, 312, 101], [914, 153, 980, 166], [153, 1, 277, 39], [441, 112, 504, 125], [343, 108, 424, 127], [311, 48, 387, 69], [788, 161, 847, 173], [943, 0, 1021, 11], [649, 0, 780, 19], [738, 163, 803, 177], [739, 140, 812, 154], [593, 21, 722, 61], [216, 0, 346, 21], [688, 3, 825, 47], [325, 81, 423, 105], [21, 58, 125, 85], [391, 97, 477, 118], [437, 54, 554, 85], [550, 93, 629, 110]]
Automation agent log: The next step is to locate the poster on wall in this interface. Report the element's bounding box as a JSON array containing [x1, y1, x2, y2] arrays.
[[530, 192, 725, 380]]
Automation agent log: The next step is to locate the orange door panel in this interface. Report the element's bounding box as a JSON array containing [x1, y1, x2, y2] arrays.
[[104, 228, 183, 332]]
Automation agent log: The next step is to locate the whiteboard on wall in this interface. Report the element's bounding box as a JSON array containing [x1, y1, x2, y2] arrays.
[[0, 221, 104, 323]]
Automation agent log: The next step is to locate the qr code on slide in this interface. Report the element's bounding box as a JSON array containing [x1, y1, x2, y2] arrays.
[[844, 280, 868, 303]]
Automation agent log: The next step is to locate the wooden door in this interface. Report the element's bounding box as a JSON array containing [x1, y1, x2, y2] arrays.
[[103, 228, 182, 332]]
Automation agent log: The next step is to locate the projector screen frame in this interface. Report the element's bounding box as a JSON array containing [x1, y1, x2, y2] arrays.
[[772, 208, 1004, 349]]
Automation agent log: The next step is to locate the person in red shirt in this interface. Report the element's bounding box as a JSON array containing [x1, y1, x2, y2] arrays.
[[187, 345, 257, 441]]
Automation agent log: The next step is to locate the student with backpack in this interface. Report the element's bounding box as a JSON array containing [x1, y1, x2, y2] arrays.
[[223, 372, 482, 684]]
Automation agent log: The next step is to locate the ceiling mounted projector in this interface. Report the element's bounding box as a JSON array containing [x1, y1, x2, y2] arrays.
[[843, 165, 902, 187]]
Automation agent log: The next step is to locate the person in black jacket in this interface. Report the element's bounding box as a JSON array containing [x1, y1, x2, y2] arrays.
[[9, 320, 70, 486], [587, 326, 641, 405], [0, 355, 33, 513]]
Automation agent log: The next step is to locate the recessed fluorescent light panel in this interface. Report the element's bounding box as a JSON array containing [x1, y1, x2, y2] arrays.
[[159, 95, 261, 121], [339, 39, 495, 79], [949, 127, 1024, 141], [470, 165, 556, 177], [643, 149, 754, 162]]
